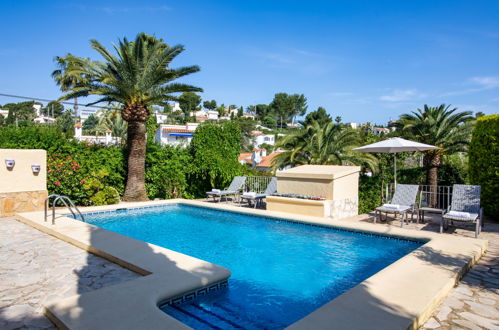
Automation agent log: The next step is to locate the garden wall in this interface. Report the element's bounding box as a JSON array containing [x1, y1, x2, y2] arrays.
[[0, 149, 47, 216]]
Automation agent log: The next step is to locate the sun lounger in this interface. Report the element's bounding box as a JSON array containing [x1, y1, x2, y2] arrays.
[[442, 184, 482, 237], [206, 176, 246, 202], [241, 177, 277, 208], [375, 184, 419, 227]]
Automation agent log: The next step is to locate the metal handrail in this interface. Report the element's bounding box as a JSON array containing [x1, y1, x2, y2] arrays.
[[44, 194, 85, 224], [44, 194, 60, 222]]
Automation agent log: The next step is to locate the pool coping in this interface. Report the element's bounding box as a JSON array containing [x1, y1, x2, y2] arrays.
[[15, 199, 487, 330]]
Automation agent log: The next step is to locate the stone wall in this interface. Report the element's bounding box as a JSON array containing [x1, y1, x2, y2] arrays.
[[0, 191, 48, 217], [328, 197, 358, 220]]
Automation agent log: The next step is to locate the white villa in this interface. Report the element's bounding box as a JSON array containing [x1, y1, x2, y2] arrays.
[[191, 110, 219, 122], [372, 126, 393, 136], [73, 123, 122, 146], [154, 123, 200, 147], [154, 102, 183, 124], [251, 130, 275, 147]]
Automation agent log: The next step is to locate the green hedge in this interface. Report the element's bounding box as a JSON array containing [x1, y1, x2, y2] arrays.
[[469, 114, 499, 218], [0, 123, 250, 205]]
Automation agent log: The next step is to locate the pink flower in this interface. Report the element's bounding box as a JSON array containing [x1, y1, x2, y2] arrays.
[[71, 166, 76, 170], [54, 181, 60, 186], [80, 179, 85, 184]]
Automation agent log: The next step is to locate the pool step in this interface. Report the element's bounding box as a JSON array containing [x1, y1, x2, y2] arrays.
[[165, 302, 269, 329]]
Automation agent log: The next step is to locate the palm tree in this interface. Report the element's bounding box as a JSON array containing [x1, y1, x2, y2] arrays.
[[272, 120, 378, 172], [393, 104, 474, 188], [96, 106, 128, 142], [57, 33, 202, 201], [52, 54, 93, 118]]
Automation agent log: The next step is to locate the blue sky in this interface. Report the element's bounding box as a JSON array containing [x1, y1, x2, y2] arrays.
[[0, 0, 498, 123]]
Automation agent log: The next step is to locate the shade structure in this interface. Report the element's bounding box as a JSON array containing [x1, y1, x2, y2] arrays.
[[353, 137, 440, 184]]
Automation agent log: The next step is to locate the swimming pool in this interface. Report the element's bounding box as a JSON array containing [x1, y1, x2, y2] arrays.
[[84, 204, 422, 329]]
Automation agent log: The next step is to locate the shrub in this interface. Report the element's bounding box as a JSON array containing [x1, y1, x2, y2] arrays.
[[189, 121, 243, 196], [469, 114, 499, 218], [358, 174, 383, 214], [145, 144, 193, 199], [82, 169, 121, 206]]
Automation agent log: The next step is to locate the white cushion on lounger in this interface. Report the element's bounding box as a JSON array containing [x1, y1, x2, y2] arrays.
[[211, 189, 221, 193], [446, 210, 471, 219], [243, 192, 257, 198], [383, 204, 401, 210]]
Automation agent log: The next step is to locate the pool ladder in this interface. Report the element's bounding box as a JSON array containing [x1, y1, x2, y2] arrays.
[[44, 194, 85, 224]]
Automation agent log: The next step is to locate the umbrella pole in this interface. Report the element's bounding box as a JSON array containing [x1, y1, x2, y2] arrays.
[[394, 153, 397, 186]]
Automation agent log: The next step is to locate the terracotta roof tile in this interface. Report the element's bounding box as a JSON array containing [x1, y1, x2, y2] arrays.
[[256, 152, 282, 168]]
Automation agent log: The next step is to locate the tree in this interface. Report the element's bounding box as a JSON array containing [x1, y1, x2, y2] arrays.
[[55, 110, 75, 137], [203, 100, 217, 110], [178, 92, 201, 115], [335, 116, 342, 124], [247, 104, 270, 120], [43, 101, 65, 117], [83, 114, 99, 134], [269, 93, 307, 128], [97, 108, 128, 142], [272, 120, 377, 172], [52, 54, 94, 118], [393, 104, 474, 189], [475, 111, 485, 118], [238, 106, 243, 117], [57, 32, 202, 201], [190, 121, 242, 191], [302, 107, 332, 127], [3, 101, 39, 124]]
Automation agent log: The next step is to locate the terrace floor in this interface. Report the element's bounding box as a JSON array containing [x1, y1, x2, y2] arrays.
[[342, 213, 499, 330], [0, 216, 140, 329], [1, 206, 498, 330]]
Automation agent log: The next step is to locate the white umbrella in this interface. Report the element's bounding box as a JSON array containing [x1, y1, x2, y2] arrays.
[[353, 137, 440, 184]]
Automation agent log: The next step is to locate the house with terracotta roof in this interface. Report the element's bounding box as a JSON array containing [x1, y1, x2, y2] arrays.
[[238, 148, 283, 172], [154, 123, 200, 147]]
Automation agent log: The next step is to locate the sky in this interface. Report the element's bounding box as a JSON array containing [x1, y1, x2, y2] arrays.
[[0, 0, 498, 123]]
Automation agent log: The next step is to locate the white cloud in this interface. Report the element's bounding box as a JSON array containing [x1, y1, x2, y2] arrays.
[[440, 76, 499, 97], [380, 89, 426, 102], [469, 76, 499, 89]]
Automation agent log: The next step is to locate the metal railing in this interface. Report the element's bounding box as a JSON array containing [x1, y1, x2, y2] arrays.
[[244, 176, 274, 193], [44, 194, 85, 224], [384, 184, 453, 210]]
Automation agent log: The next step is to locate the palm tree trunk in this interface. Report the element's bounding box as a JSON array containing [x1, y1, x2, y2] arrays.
[[74, 97, 78, 119], [123, 120, 148, 201], [424, 152, 441, 207]]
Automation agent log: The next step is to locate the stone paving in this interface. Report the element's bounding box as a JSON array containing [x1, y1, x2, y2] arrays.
[[0, 217, 141, 329], [346, 212, 499, 330]]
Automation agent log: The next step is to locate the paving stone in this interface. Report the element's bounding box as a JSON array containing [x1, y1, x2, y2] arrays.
[[0, 217, 141, 329], [436, 305, 452, 321], [453, 318, 484, 330], [465, 301, 499, 318], [478, 297, 496, 305], [455, 286, 474, 296], [461, 312, 499, 329], [423, 317, 441, 328]]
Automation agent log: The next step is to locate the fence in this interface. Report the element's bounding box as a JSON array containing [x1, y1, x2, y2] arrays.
[[384, 184, 453, 210], [244, 176, 273, 193]]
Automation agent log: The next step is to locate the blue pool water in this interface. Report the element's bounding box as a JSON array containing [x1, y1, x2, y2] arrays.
[[84, 204, 422, 329]]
